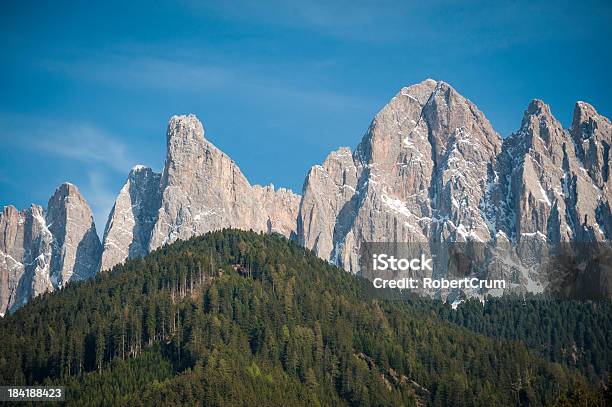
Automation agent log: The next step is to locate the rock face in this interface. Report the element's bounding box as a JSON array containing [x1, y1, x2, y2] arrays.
[[100, 114, 300, 271], [100, 166, 161, 271], [252, 184, 301, 238], [492, 99, 608, 243], [0, 184, 101, 314], [298, 79, 611, 296], [570, 101, 612, 238], [299, 79, 502, 272], [148, 115, 299, 250]]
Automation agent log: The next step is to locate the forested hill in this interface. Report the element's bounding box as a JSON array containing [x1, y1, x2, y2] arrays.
[[0, 230, 608, 406]]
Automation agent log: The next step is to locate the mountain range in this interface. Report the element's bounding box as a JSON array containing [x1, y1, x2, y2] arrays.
[[1, 79, 610, 314]]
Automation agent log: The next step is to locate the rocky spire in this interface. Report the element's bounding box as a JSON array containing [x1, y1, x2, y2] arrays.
[[147, 114, 300, 251], [494, 99, 611, 243], [100, 166, 161, 271], [494, 99, 573, 242], [0, 204, 49, 314], [297, 147, 358, 261], [570, 101, 611, 188], [46, 183, 102, 285], [99, 114, 300, 271], [0, 183, 101, 315]]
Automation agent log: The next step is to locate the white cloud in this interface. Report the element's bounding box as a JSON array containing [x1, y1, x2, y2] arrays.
[[0, 115, 133, 173]]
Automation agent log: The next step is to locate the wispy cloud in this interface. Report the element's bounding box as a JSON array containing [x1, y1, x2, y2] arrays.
[[183, 0, 405, 43], [44, 54, 231, 92], [42, 51, 369, 111], [0, 115, 133, 173], [184, 0, 611, 52]]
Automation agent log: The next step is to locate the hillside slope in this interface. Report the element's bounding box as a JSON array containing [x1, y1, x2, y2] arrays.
[[0, 230, 605, 406]]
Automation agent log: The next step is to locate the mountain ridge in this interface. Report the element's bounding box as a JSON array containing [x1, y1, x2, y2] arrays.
[[1, 78, 610, 313]]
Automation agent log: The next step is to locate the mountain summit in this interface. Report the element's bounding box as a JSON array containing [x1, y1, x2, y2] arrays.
[[102, 114, 300, 272], [298, 79, 503, 271]]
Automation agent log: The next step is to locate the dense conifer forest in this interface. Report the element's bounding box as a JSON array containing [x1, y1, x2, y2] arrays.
[[423, 294, 612, 384], [0, 230, 610, 406]]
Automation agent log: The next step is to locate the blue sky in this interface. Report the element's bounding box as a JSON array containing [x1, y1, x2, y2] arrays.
[[1, 0, 611, 235]]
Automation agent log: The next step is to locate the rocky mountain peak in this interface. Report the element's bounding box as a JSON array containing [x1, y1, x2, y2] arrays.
[[398, 78, 439, 105], [47, 183, 90, 228], [43, 183, 73, 206], [425, 81, 500, 160], [356, 79, 495, 167], [100, 165, 161, 271], [320, 147, 356, 184], [166, 114, 206, 149], [521, 99, 560, 130], [161, 114, 243, 188], [572, 101, 598, 130], [569, 100, 611, 188], [1, 182, 102, 314], [46, 182, 102, 285], [130, 164, 153, 175], [570, 100, 611, 142], [164, 114, 209, 182], [526, 99, 552, 116], [512, 99, 567, 165], [100, 113, 301, 271], [300, 79, 505, 274], [126, 165, 160, 194]]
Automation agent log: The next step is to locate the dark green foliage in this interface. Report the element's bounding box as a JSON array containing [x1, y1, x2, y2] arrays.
[[58, 350, 173, 405], [0, 230, 605, 406], [408, 294, 612, 383]]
